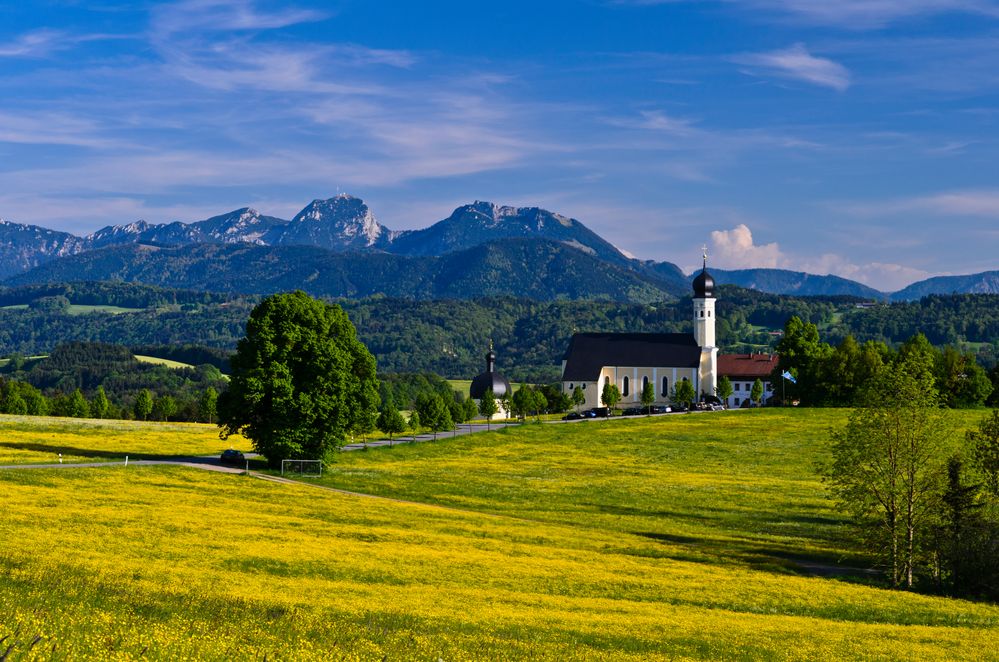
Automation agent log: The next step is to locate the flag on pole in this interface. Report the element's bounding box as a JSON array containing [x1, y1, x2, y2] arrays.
[[781, 371, 797, 384]]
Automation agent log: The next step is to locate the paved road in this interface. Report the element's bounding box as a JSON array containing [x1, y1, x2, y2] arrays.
[[0, 422, 522, 473], [342, 422, 519, 451]]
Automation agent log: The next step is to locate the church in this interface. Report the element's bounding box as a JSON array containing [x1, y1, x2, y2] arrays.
[[560, 255, 720, 409]]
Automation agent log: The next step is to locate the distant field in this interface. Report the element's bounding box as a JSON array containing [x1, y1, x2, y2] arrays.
[[135, 354, 196, 370], [0, 303, 144, 315], [0, 414, 249, 465], [448, 378, 472, 396], [1, 410, 997, 659]]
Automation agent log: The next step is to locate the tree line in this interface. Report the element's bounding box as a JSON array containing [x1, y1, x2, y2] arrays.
[[4, 283, 999, 382], [774, 316, 996, 408]]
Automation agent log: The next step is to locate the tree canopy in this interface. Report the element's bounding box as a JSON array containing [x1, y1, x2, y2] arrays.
[[218, 291, 379, 466]]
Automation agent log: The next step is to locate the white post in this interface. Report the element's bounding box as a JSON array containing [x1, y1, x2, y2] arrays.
[[124, 455, 128, 467], [58, 453, 62, 464]]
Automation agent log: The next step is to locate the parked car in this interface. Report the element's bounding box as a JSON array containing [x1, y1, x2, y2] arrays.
[[562, 412, 583, 421], [220, 449, 245, 465]]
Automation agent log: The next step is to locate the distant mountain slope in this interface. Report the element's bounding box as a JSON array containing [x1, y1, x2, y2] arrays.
[[270, 195, 395, 251], [88, 208, 289, 248], [0, 219, 88, 280], [892, 271, 999, 301], [700, 268, 885, 299], [6, 239, 678, 303], [387, 201, 634, 267]]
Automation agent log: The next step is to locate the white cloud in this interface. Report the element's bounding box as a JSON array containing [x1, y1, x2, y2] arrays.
[[710, 224, 783, 268], [733, 44, 851, 91], [707, 223, 929, 290]]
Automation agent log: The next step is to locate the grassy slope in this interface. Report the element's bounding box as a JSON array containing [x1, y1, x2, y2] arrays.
[[0, 410, 997, 660], [0, 414, 250, 464]]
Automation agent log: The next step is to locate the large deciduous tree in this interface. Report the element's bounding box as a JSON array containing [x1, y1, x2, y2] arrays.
[[218, 291, 380, 466]]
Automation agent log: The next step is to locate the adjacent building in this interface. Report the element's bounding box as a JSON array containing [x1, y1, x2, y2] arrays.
[[717, 353, 778, 408]]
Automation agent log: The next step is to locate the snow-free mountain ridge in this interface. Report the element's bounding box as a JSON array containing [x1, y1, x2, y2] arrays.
[[1, 195, 996, 300]]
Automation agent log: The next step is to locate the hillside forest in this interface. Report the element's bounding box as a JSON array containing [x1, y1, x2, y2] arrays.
[[2, 282, 999, 421]]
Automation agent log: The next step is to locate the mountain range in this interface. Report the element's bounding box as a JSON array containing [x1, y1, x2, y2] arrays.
[[1, 195, 995, 302]]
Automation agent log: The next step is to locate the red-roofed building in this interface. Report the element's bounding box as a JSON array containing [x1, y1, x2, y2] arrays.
[[718, 353, 779, 407]]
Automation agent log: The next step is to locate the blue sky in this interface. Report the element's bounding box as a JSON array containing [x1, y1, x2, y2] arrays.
[[2, 0, 999, 289]]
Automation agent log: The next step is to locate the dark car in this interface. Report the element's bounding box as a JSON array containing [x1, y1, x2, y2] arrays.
[[562, 412, 583, 421], [220, 449, 245, 465]]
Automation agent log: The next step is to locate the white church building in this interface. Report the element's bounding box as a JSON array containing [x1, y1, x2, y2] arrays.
[[561, 256, 720, 408]]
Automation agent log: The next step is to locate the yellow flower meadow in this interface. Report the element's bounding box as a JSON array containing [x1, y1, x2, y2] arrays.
[[0, 410, 997, 659], [0, 414, 250, 465]]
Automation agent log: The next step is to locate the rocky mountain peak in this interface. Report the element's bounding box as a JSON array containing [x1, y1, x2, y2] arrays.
[[278, 195, 389, 250]]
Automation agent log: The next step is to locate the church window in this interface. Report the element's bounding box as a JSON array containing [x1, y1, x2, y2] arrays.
[[707, 311, 711, 317], [569, 383, 574, 390], [604, 376, 610, 387], [700, 310, 704, 318], [661, 376, 669, 396], [642, 375, 649, 391], [581, 383, 586, 389], [622, 376, 630, 397]]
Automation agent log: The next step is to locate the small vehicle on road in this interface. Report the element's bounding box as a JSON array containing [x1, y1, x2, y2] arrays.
[[220, 449, 245, 465], [562, 412, 584, 421]]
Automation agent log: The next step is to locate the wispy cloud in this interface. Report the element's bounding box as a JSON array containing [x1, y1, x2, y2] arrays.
[[733, 44, 851, 91], [846, 189, 999, 218], [0, 29, 66, 57], [150, 0, 327, 35], [613, 0, 999, 29]]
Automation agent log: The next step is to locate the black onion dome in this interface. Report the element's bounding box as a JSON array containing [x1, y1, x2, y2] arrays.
[[470, 371, 511, 399], [692, 265, 715, 299], [470, 345, 510, 399]]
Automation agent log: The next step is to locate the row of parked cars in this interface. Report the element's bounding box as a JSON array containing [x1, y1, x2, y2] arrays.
[[562, 400, 726, 420]]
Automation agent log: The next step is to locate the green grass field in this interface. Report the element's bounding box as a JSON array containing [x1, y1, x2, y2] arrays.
[[1, 409, 998, 660]]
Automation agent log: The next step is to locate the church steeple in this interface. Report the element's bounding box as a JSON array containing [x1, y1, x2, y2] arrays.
[[693, 247, 718, 397]]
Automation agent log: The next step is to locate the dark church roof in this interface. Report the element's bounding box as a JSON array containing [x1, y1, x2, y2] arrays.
[[561, 332, 701, 381], [470, 348, 511, 399]]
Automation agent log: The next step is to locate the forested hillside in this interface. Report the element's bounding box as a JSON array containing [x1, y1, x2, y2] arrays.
[[2, 283, 999, 381]]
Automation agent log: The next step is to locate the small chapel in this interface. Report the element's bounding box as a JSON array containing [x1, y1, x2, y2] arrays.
[[560, 253, 719, 409]]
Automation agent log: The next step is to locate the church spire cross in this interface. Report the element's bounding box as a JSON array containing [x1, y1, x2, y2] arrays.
[[701, 244, 708, 268]]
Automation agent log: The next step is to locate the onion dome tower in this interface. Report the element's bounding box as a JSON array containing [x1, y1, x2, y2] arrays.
[[469, 341, 511, 400], [693, 247, 718, 398]]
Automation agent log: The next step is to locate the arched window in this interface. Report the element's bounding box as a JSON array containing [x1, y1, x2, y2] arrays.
[[662, 376, 669, 396], [569, 383, 574, 390], [581, 383, 586, 389], [700, 310, 704, 317], [622, 376, 630, 397], [642, 375, 649, 391], [604, 376, 610, 387]]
